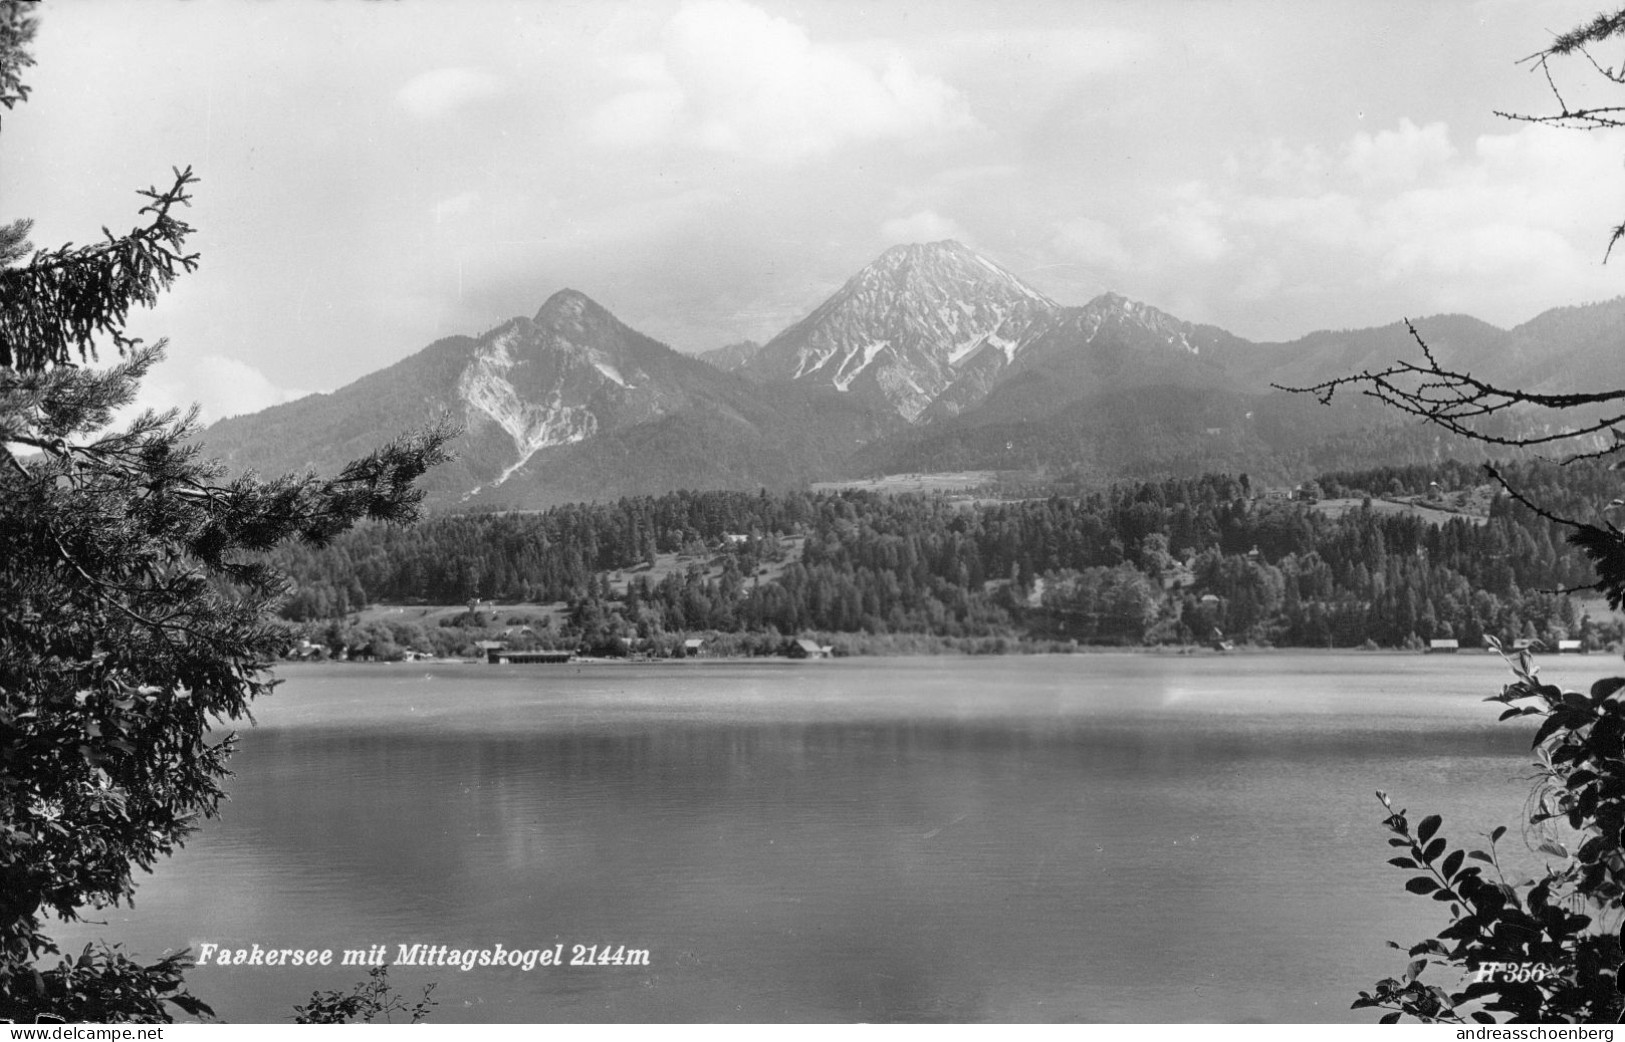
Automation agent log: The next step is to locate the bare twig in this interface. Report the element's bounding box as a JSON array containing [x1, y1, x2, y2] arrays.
[[1274, 322, 1625, 454]]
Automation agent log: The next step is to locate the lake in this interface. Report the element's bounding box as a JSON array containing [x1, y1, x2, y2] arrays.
[[47, 651, 1609, 1023]]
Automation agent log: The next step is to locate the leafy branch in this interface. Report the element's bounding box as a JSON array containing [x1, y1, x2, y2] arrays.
[[1356, 641, 1624, 1023], [292, 965, 436, 1024]]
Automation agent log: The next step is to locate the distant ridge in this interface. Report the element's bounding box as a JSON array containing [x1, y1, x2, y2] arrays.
[[697, 339, 762, 372], [195, 242, 1625, 507]]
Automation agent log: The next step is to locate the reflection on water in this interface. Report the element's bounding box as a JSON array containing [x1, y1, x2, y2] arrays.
[[53, 653, 1586, 1023]]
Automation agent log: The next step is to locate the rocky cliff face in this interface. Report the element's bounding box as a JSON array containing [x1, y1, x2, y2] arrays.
[[454, 289, 711, 491], [455, 322, 599, 488]]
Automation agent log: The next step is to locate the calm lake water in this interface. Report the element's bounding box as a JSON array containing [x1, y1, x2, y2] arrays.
[[48, 652, 1612, 1023]]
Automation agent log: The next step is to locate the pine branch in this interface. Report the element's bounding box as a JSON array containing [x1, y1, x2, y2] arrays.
[[0, 0, 36, 122], [1543, 8, 1625, 57], [0, 168, 200, 371]]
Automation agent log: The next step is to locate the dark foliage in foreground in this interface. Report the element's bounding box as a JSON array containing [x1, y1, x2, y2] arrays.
[[1312, 6, 1625, 1021], [0, 1, 452, 1020], [1353, 643, 1623, 1022], [293, 966, 436, 1024]]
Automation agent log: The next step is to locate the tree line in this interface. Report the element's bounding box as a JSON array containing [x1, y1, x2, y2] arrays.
[[272, 460, 1624, 652]]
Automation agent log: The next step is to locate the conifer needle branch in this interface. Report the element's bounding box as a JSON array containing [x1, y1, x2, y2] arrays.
[[0, 168, 199, 370]]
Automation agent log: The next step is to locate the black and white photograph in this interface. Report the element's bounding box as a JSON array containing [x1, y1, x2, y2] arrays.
[[3, 0, 1624, 1027]]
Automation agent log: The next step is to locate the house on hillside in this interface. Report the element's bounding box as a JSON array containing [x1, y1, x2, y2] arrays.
[[1255, 484, 1319, 503], [1161, 564, 1195, 591]]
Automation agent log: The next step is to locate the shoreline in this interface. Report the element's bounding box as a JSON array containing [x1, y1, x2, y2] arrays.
[[280, 642, 1589, 667]]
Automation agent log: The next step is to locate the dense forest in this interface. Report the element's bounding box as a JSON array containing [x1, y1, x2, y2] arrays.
[[271, 459, 1624, 658]]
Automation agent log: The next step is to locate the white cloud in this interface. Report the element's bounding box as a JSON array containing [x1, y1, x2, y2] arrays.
[[1053, 216, 1132, 270], [1138, 120, 1625, 329], [398, 67, 502, 119], [587, 86, 686, 150], [1152, 182, 1231, 263], [127, 355, 307, 426], [1253, 138, 1331, 185], [1234, 190, 1364, 247], [588, 0, 976, 163], [881, 210, 967, 243], [1342, 118, 1455, 188]]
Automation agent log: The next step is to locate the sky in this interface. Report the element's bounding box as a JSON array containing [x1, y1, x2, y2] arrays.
[[9, 0, 1625, 421]]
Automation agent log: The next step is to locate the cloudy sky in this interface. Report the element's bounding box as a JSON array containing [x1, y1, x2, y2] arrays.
[[9, 0, 1625, 421]]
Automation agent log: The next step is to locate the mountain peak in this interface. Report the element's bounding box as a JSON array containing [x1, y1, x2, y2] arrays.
[[534, 288, 605, 324], [874, 239, 972, 263], [744, 242, 1061, 420], [864, 241, 1053, 303], [1083, 291, 1190, 324], [1067, 291, 1210, 356]]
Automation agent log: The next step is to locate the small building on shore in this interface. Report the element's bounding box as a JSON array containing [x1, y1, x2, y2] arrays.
[[487, 648, 574, 664], [1427, 639, 1459, 653], [786, 638, 831, 659], [289, 639, 327, 661]]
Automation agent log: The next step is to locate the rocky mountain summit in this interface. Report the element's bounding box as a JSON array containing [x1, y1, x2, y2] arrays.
[[744, 240, 1060, 420]]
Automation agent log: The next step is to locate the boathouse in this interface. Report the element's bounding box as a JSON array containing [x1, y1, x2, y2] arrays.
[[786, 638, 831, 659], [487, 648, 574, 664]]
